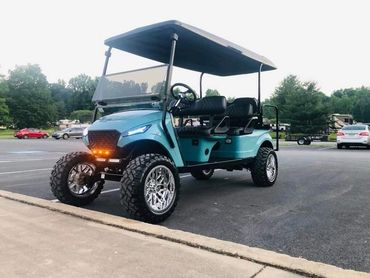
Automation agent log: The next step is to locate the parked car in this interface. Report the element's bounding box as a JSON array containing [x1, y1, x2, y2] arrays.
[[15, 128, 49, 139], [52, 127, 85, 140], [337, 124, 370, 149]]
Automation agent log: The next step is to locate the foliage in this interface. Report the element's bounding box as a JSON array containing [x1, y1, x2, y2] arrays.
[[227, 96, 235, 103], [0, 75, 11, 126], [205, 89, 220, 97], [264, 75, 329, 134], [68, 74, 98, 111], [329, 87, 370, 122], [70, 110, 93, 123], [6, 64, 57, 128]]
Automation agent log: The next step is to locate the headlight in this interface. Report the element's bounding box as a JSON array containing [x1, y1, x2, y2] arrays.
[[122, 125, 151, 137], [82, 128, 88, 136]]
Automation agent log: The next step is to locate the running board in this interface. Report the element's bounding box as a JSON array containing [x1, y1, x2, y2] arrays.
[[178, 158, 254, 173]]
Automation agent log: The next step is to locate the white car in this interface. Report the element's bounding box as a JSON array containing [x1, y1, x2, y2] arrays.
[[337, 124, 370, 149]]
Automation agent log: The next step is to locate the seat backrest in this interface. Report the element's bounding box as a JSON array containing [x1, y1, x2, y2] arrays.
[[226, 98, 258, 126], [173, 96, 227, 117]]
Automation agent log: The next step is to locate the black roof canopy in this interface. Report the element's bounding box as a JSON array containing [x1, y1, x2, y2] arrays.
[[105, 20, 276, 76]]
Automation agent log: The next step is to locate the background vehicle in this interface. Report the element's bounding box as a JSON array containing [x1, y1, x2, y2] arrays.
[[337, 124, 370, 149], [15, 128, 49, 139], [50, 20, 279, 223], [52, 127, 85, 140]]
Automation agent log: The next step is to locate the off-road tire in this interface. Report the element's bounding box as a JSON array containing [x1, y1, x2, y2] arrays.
[[63, 134, 69, 140], [120, 153, 180, 223], [251, 147, 278, 187], [191, 169, 214, 180], [50, 151, 103, 206]]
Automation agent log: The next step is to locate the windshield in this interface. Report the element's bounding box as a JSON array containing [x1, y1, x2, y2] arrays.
[[92, 65, 167, 104], [342, 125, 367, 130]]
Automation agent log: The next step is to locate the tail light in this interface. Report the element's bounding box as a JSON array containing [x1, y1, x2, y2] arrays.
[[359, 131, 369, 136], [337, 131, 345, 136]]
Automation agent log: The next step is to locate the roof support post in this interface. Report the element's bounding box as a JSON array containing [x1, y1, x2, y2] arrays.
[[93, 47, 112, 123], [102, 47, 112, 76], [199, 72, 204, 98], [258, 63, 263, 124], [162, 33, 178, 148]]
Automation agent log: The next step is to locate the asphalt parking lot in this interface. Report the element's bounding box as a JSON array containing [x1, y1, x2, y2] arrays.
[[1, 138, 370, 272]]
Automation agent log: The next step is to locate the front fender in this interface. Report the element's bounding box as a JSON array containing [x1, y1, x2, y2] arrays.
[[117, 117, 184, 167]]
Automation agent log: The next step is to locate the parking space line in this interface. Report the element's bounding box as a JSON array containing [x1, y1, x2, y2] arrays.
[[317, 146, 335, 151], [0, 158, 61, 163], [0, 168, 53, 175]]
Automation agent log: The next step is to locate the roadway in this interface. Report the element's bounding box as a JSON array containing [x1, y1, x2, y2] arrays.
[[1, 138, 370, 272]]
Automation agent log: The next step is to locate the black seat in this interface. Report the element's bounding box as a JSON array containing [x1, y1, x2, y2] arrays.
[[225, 98, 258, 135], [174, 96, 227, 137]]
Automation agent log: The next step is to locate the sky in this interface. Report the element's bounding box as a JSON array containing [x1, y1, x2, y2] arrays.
[[1, 0, 370, 100]]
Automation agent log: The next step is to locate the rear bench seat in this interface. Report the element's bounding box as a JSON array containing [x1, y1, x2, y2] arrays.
[[225, 97, 259, 135]]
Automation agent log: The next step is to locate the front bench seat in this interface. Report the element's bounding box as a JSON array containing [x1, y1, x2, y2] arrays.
[[173, 96, 227, 137]]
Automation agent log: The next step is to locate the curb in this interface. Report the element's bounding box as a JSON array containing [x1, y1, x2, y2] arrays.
[[0, 190, 369, 278]]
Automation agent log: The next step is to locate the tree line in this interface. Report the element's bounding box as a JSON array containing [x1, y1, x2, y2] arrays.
[[263, 75, 370, 133], [0, 64, 97, 128], [0, 64, 369, 132]]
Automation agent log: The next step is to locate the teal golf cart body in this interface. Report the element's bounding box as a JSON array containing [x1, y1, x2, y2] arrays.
[[51, 20, 279, 223]]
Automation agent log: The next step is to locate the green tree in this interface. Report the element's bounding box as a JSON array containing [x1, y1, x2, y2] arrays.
[[0, 75, 11, 126], [227, 96, 235, 103], [70, 110, 93, 123], [265, 75, 329, 133], [352, 87, 370, 122], [6, 64, 57, 128], [49, 80, 72, 119], [68, 74, 97, 111], [205, 89, 220, 97], [329, 87, 370, 122]]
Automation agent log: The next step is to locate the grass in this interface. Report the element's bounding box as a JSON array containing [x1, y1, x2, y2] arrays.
[[0, 128, 57, 139], [0, 129, 16, 139]]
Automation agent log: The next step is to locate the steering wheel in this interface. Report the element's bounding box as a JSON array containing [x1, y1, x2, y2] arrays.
[[170, 83, 197, 103]]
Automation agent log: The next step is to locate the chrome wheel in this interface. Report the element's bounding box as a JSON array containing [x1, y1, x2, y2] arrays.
[[68, 163, 99, 196], [266, 154, 277, 182], [144, 165, 176, 215]]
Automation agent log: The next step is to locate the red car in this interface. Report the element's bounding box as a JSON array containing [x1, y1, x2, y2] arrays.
[[15, 128, 49, 139]]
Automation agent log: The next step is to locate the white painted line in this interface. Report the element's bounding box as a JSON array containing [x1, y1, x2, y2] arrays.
[[0, 158, 61, 163], [0, 168, 53, 175], [317, 146, 335, 151], [101, 188, 120, 194]]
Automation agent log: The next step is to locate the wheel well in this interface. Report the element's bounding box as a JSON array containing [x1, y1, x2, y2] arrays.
[[125, 140, 173, 160], [260, 140, 273, 149]]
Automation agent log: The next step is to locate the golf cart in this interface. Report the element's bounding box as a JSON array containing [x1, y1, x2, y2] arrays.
[[50, 21, 279, 223]]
